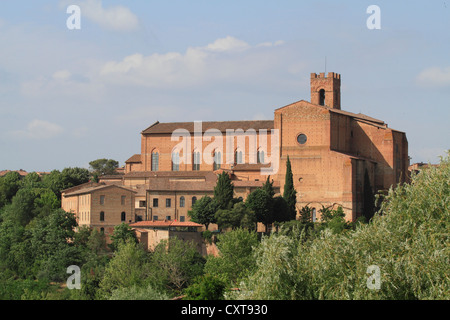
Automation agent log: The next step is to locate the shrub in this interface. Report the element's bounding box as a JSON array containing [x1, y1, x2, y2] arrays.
[[229, 153, 450, 300]]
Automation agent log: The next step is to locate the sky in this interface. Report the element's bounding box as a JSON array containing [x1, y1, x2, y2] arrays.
[[0, 0, 449, 172]]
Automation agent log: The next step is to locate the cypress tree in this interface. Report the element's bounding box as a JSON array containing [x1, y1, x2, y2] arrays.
[[283, 156, 297, 220], [214, 171, 234, 210]]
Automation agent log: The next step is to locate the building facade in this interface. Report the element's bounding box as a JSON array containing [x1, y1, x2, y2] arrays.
[[62, 72, 409, 235]]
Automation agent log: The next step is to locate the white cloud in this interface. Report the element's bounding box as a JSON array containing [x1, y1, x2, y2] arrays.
[[64, 0, 139, 31], [52, 70, 72, 81], [98, 36, 287, 88], [205, 36, 250, 52], [8, 120, 64, 140], [416, 67, 450, 87]]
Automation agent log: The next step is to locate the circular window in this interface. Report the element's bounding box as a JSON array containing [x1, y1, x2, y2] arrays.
[[297, 134, 307, 145]]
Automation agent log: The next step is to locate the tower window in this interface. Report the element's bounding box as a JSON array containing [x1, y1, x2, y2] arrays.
[[319, 89, 325, 106]]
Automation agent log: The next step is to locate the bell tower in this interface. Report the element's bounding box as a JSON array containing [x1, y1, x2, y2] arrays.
[[310, 72, 341, 110]]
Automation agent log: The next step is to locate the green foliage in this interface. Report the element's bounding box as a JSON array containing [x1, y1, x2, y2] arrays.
[[30, 209, 83, 282], [317, 206, 353, 235], [204, 228, 258, 285], [184, 274, 227, 300], [89, 158, 119, 177], [41, 168, 90, 198], [201, 230, 213, 244], [273, 196, 291, 224], [97, 240, 150, 299], [188, 196, 218, 229], [109, 223, 138, 251], [215, 202, 256, 230], [0, 277, 55, 300], [214, 172, 234, 210], [148, 237, 205, 295], [245, 188, 274, 231], [229, 153, 450, 300], [283, 156, 297, 219], [0, 171, 21, 208]]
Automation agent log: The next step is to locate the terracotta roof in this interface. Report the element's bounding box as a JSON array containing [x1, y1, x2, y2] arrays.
[[142, 120, 274, 135], [63, 184, 137, 197], [130, 220, 203, 228], [125, 154, 141, 163], [61, 181, 104, 194], [125, 170, 217, 181], [275, 100, 385, 126]]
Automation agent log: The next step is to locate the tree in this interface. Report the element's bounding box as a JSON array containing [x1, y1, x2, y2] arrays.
[[283, 156, 297, 219], [188, 196, 218, 230], [183, 274, 227, 300], [30, 209, 83, 282], [232, 153, 450, 300], [215, 202, 256, 230], [262, 176, 275, 198], [89, 159, 119, 177], [245, 188, 274, 232], [0, 171, 22, 208], [42, 168, 90, 199], [2, 188, 38, 226], [148, 237, 205, 295], [204, 228, 258, 285], [273, 196, 291, 225], [299, 205, 313, 224], [98, 240, 150, 299], [214, 172, 234, 210], [109, 223, 138, 251]]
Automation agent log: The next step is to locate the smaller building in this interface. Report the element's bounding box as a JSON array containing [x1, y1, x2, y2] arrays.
[[61, 183, 137, 241], [130, 220, 204, 253]]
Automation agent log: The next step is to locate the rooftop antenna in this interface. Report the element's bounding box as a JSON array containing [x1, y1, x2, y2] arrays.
[[325, 56, 327, 75]]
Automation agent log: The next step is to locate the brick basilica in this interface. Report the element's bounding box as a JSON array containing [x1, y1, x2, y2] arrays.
[[62, 72, 409, 239]]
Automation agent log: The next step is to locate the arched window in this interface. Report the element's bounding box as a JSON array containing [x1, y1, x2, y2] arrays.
[[180, 196, 185, 208], [192, 196, 197, 206], [172, 151, 180, 171], [213, 150, 221, 171], [257, 149, 265, 164], [121, 212, 126, 222], [235, 149, 243, 164], [100, 211, 105, 222], [319, 89, 325, 106], [151, 151, 159, 172], [193, 150, 201, 171], [100, 227, 105, 234]]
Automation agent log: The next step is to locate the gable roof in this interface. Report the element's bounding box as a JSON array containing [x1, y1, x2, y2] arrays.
[[275, 100, 385, 126], [63, 184, 137, 197], [141, 120, 274, 135]]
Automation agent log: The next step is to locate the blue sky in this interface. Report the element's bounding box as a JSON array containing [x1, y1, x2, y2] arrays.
[[0, 0, 448, 172]]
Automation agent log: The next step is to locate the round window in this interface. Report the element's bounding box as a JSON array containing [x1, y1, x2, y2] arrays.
[[297, 134, 307, 145]]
